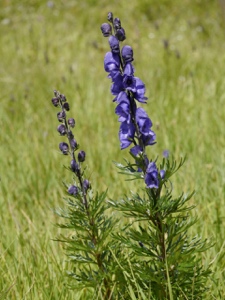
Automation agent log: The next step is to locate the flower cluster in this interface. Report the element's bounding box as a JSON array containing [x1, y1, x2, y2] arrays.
[[51, 90, 90, 196], [101, 13, 159, 188]]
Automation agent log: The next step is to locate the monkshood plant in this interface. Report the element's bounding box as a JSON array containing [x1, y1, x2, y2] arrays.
[[51, 91, 129, 299], [100, 12, 211, 299]]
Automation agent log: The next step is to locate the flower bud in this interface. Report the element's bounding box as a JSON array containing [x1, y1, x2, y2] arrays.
[[54, 90, 60, 98], [60, 94, 66, 102], [57, 124, 67, 136], [160, 170, 166, 179], [57, 110, 66, 122], [101, 23, 112, 37], [116, 27, 126, 41], [83, 179, 90, 191], [68, 118, 75, 128], [70, 138, 78, 151], [68, 185, 78, 196], [71, 159, 79, 173], [163, 149, 169, 158], [51, 97, 59, 107], [78, 150, 86, 162], [107, 12, 113, 23], [121, 45, 134, 63], [113, 17, 121, 30], [108, 35, 120, 54], [63, 102, 70, 111], [59, 142, 69, 155]]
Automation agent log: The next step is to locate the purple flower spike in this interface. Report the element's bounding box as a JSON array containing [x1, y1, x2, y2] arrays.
[[145, 162, 159, 189], [121, 45, 134, 63], [101, 23, 112, 37], [108, 35, 120, 54], [59, 142, 69, 155]]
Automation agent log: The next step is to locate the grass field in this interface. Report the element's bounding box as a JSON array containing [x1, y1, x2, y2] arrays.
[[0, 0, 225, 299]]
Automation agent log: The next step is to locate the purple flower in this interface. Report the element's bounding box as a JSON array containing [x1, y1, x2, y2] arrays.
[[132, 77, 147, 103], [141, 131, 156, 146], [63, 102, 70, 111], [68, 118, 75, 128], [57, 124, 67, 136], [100, 23, 112, 37], [113, 17, 121, 29], [59, 142, 69, 155], [121, 45, 134, 63], [108, 35, 120, 54], [78, 150, 86, 162], [130, 145, 143, 156], [70, 138, 78, 151], [116, 27, 126, 41], [119, 121, 135, 149], [104, 52, 120, 73], [83, 179, 90, 191], [163, 150, 169, 158], [68, 185, 78, 196], [71, 159, 79, 173], [52, 97, 59, 107], [135, 108, 152, 136], [107, 12, 113, 23], [145, 162, 159, 189], [57, 110, 66, 122], [111, 72, 124, 96], [115, 92, 131, 123], [124, 63, 135, 76]]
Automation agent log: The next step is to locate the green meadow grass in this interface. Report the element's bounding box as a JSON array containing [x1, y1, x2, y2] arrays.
[[0, 0, 224, 299]]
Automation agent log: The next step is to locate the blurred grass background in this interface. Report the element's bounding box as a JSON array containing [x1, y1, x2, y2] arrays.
[[0, 0, 224, 298]]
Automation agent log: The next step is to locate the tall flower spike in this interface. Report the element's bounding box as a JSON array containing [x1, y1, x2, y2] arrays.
[[102, 13, 155, 154]]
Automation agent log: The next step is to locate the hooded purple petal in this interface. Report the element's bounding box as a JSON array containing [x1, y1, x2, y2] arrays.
[[119, 122, 135, 149], [136, 107, 153, 136], [133, 77, 148, 103], [104, 52, 120, 73], [145, 162, 159, 189]]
